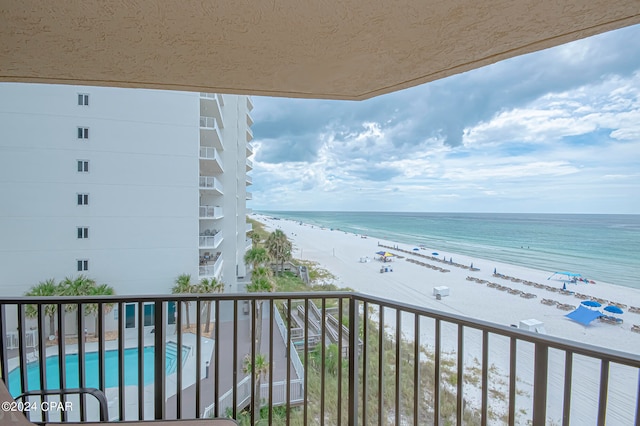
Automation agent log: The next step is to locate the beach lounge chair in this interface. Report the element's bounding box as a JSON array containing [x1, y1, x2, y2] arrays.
[[0, 380, 237, 426]]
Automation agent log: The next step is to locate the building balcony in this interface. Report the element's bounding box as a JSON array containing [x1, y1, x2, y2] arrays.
[[199, 252, 223, 279], [2, 292, 638, 425], [199, 230, 223, 248], [246, 113, 253, 127], [246, 158, 253, 171], [217, 93, 225, 106], [246, 142, 254, 156], [199, 146, 223, 174], [199, 176, 223, 194], [246, 223, 252, 233], [245, 239, 252, 251], [200, 116, 223, 151], [246, 192, 252, 201], [199, 205, 223, 219], [246, 175, 252, 186], [246, 127, 253, 142], [200, 93, 224, 129], [247, 96, 253, 111]]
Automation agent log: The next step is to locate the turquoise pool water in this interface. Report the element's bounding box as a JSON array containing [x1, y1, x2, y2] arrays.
[[8, 343, 188, 397]]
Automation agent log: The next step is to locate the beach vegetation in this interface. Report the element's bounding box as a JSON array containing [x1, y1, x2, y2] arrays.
[[247, 217, 269, 243], [265, 229, 292, 274]]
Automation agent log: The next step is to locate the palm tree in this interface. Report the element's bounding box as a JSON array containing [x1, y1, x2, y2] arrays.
[[265, 229, 292, 274], [245, 264, 275, 396], [84, 283, 115, 337], [243, 353, 269, 424], [249, 230, 261, 248], [24, 278, 61, 337], [59, 275, 96, 313], [244, 247, 269, 272], [172, 274, 195, 328], [196, 277, 224, 333]]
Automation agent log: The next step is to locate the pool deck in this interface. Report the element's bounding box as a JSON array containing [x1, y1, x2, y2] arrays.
[[5, 305, 298, 421]]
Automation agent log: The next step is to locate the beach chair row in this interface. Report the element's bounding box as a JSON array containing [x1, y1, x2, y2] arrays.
[[380, 244, 475, 271], [494, 273, 638, 316], [466, 276, 537, 299], [406, 257, 450, 273]]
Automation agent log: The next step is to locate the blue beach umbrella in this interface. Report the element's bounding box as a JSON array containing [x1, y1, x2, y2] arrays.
[[375, 251, 385, 255], [581, 300, 601, 308], [413, 248, 420, 251], [604, 305, 624, 315]]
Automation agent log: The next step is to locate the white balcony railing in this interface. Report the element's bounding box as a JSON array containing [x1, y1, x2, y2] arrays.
[[200, 116, 217, 129], [200, 92, 216, 99], [199, 205, 223, 219], [199, 231, 223, 248], [246, 175, 252, 185], [246, 142, 254, 156], [245, 239, 252, 251], [246, 158, 253, 170], [246, 127, 253, 142], [199, 254, 223, 278], [200, 146, 223, 172], [199, 176, 223, 193], [246, 192, 252, 200], [247, 96, 253, 111], [246, 222, 253, 232]]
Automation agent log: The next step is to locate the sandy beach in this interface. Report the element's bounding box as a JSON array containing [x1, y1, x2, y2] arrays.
[[255, 214, 640, 424]]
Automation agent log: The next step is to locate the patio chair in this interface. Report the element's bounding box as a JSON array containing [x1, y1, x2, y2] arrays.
[[0, 380, 237, 425]]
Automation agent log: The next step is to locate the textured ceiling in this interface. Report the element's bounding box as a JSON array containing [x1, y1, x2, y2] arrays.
[[1, 1, 639, 100]]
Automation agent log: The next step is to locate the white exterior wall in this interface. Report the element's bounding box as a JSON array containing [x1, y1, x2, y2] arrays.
[[0, 84, 253, 303]]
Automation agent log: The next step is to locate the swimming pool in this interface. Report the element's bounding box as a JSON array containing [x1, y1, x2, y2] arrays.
[[8, 342, 189, 397]]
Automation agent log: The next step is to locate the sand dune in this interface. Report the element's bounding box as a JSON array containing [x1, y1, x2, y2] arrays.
[[256, 214, 640, 424]]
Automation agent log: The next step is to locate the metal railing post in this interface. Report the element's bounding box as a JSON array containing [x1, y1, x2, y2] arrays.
[[348, 296, 359, 426], [532, 343, 549, 426], [154, 300, 166, 420]]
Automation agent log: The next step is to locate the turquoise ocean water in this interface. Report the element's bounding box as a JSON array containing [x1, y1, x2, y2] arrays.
[[259, 212, 640, 290]]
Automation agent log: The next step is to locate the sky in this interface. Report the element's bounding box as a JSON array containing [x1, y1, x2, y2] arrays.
[[249, 25, 640, 214]]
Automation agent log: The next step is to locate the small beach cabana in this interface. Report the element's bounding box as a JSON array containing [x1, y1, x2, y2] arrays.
[[548, 271, 582, 282], [565, 305, 602, 326]]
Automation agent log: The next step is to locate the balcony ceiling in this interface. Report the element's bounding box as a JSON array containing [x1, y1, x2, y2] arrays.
[[1, 1, 639, 100]]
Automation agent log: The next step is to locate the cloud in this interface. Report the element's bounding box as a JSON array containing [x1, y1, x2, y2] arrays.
[[248, 25, 640, 213]]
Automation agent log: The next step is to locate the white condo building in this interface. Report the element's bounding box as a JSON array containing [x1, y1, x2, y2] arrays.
[[0, 83, 254, 298]]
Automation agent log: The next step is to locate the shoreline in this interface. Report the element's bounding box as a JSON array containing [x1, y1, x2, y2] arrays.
[[254, 214, 640, 353]]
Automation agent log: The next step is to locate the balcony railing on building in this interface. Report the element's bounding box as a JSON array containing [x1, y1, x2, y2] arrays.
[[246, 175, 252, 186], [246, 192, 252, 201], [246, 127, 253, 142], [2, 292, 638, 425], [246, 223, 252, 233], [199, 176, 223, 194], [246, 143, 254, 156], [199, 205, 223, 219], [199, 146, 223, 173], [199, 115, 223, 151], [199, 229, 222, 248], [246, 158, 253, 171], [199, 252, 223, 278]]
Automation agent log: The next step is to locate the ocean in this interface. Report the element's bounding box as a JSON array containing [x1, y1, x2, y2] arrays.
[[258, 211, 640, 290]]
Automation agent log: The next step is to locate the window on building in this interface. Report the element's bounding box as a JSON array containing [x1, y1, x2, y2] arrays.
[[77, 227, 89, 239], [77, 127, 89, 139], [78, 94, 89, 106], [77, 193, 89, 205], [144, 304, 155, 327], [125, 304, 136, 329], [77, 160, 89, 172], [77, 259, 89, 272]]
